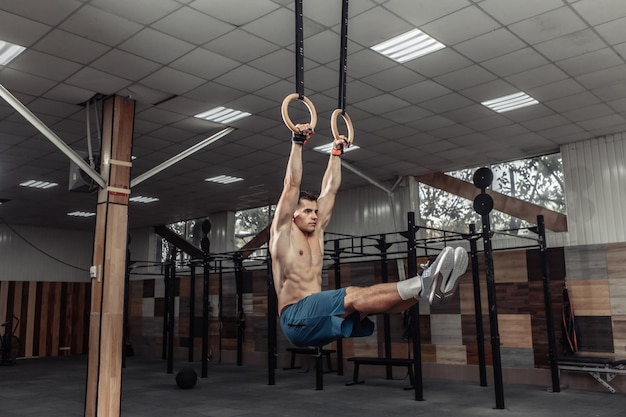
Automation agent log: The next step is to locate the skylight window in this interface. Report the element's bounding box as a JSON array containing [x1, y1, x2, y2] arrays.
[[129, 196, 159, 203], [313, 143, 360, 154], [0, 40, 26, 65], [371, 29, 445, 63], [194, 107, 251, 124], [481, 92, 539, 113], [68, 211, 96, 218], [20, 180, 58, 189], [205, 175, 243, 184]]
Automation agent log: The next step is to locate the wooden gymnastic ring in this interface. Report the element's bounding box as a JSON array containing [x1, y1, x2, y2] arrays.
[[281, 93, 317, 133], [330, 109, 354, 146]]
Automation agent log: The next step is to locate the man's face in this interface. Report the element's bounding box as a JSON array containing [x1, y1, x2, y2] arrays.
[[293, 199, 318, 233]]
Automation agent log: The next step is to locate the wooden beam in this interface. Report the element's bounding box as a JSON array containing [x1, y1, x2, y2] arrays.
[[415, 172, 568, 233], [85, 96, 135, 417], [155, 225, 204, 260], [240, 224, 270, 259]]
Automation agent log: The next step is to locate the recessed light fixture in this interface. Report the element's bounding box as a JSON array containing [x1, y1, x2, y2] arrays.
[[0, 40, 26, 65], [205, 175, 243, 184], [481, 92, 539, 113], [129, 196, 159, 203], [20, 180, 58, 189], [67, 211, 96, 218], [194, 107, 251, 124], [313, 143, 360, 154], [371, 29, 445, 63]]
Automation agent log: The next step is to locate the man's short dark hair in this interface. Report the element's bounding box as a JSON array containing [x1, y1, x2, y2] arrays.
[[299, 190, 318, 203]]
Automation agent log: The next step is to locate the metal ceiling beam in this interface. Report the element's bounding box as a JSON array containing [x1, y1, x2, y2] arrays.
[[0, 83, 105, 188]]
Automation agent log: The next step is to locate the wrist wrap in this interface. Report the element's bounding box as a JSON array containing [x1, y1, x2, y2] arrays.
[[292, 132, 308, 145]]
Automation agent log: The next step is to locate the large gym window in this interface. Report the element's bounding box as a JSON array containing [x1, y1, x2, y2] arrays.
[[419, 153, 565, 234], [234, 204, 274, 257]]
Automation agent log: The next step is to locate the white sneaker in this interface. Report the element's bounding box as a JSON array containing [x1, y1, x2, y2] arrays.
[[419, 247, 454, 304], [438, 247, 468, 302]]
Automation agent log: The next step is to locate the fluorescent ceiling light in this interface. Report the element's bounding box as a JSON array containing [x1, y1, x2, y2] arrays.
[[129, 196, 159, 203], [205, 175, 243, 184], [482, 92, 539, 113], [68, 211, 96, 217], [0, 40, 26, 65], [372, 29, 445, 63], [313, 143, 360, 154], [194, 107, 251, 124], [20, 180, 58, 189]]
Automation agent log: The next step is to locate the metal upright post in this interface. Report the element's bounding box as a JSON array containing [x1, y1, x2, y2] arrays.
[[472, 167, 504, 409], [332, 239, 344, 376], [468, 224, 487, 387], [407, 212, 423, 401], [376, 235, 393, 380], [162, 259, 169, 361], [538, 215, 561, 393], [189, 263, 196, 362], [234, 252, 244, 367], [167, 248, 176, 374], [200, 219, 211, 378], [267, 254, 277, 385]]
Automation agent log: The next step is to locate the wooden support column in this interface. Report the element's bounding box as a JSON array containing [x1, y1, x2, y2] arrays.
[[85, 95, 135, 417]]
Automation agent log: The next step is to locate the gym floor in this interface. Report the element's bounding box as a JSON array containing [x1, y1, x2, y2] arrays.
[[1, 355, 624, 417]]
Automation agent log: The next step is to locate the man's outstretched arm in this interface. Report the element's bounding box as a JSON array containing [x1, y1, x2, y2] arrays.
[[270, 124, 314, 239], [316, 136, 349, 231]]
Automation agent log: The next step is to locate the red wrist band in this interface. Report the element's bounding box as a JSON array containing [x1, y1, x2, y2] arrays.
[[331, 149, 342, 156]]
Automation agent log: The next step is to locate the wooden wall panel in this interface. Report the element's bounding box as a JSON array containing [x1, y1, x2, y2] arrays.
[[567, 280, 611, 316], [495, 283, 530, 314], [528, 281, 563, 368], [0, 280, 90, 359], [0, 281, 8, 327], [526, 247, 566, 282], [575, 316, 614, 353], [436, 345, 467, 364], [500, 347, 534, 368], [430, 314, 462, 346], [606, 242, 626, 279], [564, 245, 608, 280], [612, 316, 626, 357], [459, 279, 488, 315], [421, 344, 436, 363], [24, 281, 37, 357], [466, 344, 492, 366], [607, 243, 626, 315], [493, 250, 528, 283], [498, 314, 533, 348]]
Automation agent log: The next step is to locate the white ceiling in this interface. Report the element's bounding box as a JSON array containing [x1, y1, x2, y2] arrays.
[[1, 0, 625, 230]]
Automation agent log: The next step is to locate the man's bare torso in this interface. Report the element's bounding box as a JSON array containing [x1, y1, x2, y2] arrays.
[[271, 222, 324, 314]]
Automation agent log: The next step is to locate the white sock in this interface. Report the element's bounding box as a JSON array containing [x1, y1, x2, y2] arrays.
[[396, 276, 422, 300]]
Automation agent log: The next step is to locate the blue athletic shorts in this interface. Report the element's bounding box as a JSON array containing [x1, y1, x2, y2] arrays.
[[280, 288, 375, 347]]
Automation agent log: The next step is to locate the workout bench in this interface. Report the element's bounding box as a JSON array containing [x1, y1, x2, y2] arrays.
[[346, 357, 414, 389], [283, 347, 337, 390], [284, 347, 336, 373], [558, 355, 626, 393]]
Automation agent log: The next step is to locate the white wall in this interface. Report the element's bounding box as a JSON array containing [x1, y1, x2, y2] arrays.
[[0, 224, 93, 282], [562, 132, 626, 245]]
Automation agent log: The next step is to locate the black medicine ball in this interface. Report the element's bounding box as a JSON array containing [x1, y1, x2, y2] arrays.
[[176, 367, 198, 389]]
